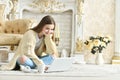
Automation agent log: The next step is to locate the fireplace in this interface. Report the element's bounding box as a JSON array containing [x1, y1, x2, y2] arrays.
[[22, 9, 74, 57]]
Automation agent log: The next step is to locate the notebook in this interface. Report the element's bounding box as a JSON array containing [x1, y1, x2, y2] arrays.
[[45, 57, 73, 73]]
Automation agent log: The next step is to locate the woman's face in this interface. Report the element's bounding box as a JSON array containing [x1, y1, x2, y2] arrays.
[[42, 24, 54, 35]]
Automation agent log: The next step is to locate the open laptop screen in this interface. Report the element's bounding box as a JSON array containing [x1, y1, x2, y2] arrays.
[[45, 58, 73, 72]]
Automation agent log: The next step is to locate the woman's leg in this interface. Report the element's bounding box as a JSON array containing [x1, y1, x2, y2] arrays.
[[38, 54, 54, 65], [17, 55, 36, 69]]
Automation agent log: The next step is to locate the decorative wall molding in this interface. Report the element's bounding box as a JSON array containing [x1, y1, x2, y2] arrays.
[[76, 0, 84, 25], [29, 0, 65, 13], [8, 0, 19, 20], [112, 0, 120, 64], [75, 0, 84, 50]]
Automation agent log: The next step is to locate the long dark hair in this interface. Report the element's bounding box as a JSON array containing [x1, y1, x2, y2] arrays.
[[31, 15, 56, 52], [31, 15, 56, 33]]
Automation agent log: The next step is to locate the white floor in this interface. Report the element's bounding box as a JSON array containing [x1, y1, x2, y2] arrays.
[[0, 64, 120, 80]]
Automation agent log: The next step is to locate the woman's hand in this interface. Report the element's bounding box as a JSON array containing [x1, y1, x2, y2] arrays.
[[44, 34, 59, 58], [45, 34, 53, 40]]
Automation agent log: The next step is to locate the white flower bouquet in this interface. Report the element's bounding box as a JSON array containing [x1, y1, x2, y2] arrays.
[[84, 35, 112, 54]]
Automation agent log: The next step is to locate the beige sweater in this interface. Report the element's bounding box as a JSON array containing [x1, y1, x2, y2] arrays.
[[17, 30, 58, 56]]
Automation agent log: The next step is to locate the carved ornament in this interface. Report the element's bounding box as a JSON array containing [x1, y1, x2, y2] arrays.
[[29, 0, 65, 13], [76, 0, 84, 25]]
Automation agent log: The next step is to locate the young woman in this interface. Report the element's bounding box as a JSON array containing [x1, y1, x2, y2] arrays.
[[0, 15, 59, 71]]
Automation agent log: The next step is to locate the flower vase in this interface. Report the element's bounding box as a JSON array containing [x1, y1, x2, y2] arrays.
[[96, 53, 104, 65]]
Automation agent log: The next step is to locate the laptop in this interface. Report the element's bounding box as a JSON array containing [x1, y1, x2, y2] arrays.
[[45, 57, 73, 73]]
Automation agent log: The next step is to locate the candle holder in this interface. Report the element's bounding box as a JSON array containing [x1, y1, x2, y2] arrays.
[[55, 37, 59, 46]]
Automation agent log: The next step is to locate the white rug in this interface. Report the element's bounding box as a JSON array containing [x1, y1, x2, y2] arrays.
[[0, 64, 120, 77]]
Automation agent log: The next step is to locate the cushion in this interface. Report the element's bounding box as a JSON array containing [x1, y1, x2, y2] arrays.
[[0, 33, 23, 45], [2, 19, 34, 34]]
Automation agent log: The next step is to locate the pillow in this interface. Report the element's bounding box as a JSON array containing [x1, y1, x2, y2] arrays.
[[3, 19, 34, 34], [0, 21, 5, 33], [0, 33, 23, 45]]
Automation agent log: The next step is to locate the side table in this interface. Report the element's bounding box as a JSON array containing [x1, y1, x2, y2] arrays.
[[0, 46, 9, 65]]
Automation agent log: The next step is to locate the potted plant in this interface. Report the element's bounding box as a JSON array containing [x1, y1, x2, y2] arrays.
[[84, 35, 112, 64]]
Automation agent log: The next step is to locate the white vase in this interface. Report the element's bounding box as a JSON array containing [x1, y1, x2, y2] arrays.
[[96, 53, 104, 65]]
